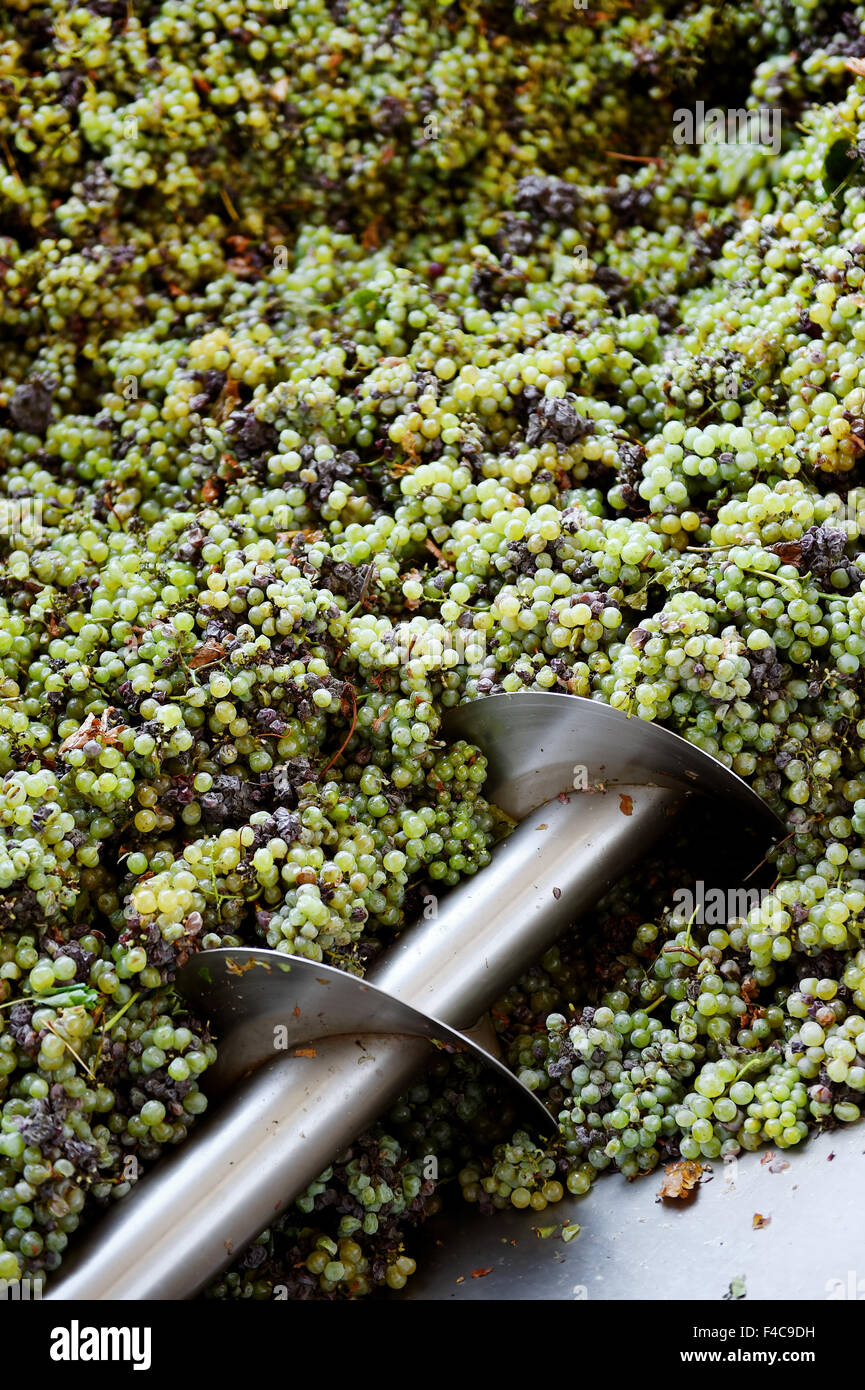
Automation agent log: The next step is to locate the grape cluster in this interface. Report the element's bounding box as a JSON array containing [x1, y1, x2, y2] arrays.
[[7, 0, 865, 1299], [204, 1130, 431, 1301]]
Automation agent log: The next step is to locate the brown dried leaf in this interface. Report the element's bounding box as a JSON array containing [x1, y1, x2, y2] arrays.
[[189, 640, 226, 671], [760, 1150, 790, 1174], [293, 1047, 317, 1058], [202, 476, 223, 503], [371, 705, 391, 733], [225, 957, 258, 977], [59, 713, 101, 754], [361, 215, 385, 250], [98, 711, 126, 745], [226, 258, 257, 279], [619, 793, 633, 816], [657, 1159, 703, 1200], [58, 709, 125, 755], [752, 1212, 771, 1229], [424, 537, 448, 565], [470, 1267, 492, 1279], [768, 539, 805, 568]]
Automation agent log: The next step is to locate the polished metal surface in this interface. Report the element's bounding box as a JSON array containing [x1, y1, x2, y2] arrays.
[[374, 781, 679, 1029], [51, 780, 672, 1300], [176, 948, 555, 1129], [395, 1124, 858, 1301], [47, 693, 780, 1301], [445, 691, 778, 828], [53, 1035, 433, 1301]]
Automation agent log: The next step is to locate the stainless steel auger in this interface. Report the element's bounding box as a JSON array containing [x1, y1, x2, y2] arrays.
[[48, 692, 778, 1300]]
